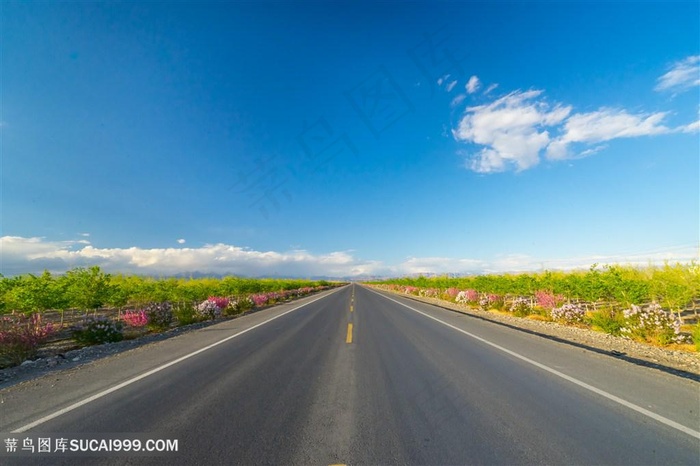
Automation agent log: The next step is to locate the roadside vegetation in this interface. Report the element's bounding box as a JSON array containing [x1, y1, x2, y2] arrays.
[[368, 262, 700, 351], [0, 266, 342, 368]]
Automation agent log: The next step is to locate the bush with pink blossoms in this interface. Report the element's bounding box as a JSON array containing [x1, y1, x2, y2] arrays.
[[444, 288, 460, 300], [250, 294, 270, 307], [121, 310, 148, 327], [208, 297, 230, 310], [535, 290, 565, 310], [456, 289, 479, 305], [0, 313, 55, 367]]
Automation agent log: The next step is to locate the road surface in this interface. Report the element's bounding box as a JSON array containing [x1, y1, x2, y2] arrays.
[[1, 284, 698, 464]]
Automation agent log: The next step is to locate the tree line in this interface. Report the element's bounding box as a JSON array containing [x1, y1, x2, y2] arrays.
[[0, 266, 334, 314]]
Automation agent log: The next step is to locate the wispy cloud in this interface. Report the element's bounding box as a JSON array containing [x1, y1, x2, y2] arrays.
[[546, 108, 670, 160], [177, 238, 186, 244], [437, 74, 451, 86], [484, 83, 498, 94], [450, 94, 466, 108], [453, 90, 571, 173], [3, 236, 694, 278], [466, 75, 480, 94], [678, 119, 700, 134], [446, 80, 458, 92], [655, 55, 700, 93]]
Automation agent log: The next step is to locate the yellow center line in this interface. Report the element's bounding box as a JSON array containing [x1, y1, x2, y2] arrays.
[[346, 323, 353, 343], [350, 304, 354, 312]]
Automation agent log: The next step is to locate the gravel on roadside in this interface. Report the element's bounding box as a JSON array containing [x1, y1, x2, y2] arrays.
[[0, 317, 229, 390]]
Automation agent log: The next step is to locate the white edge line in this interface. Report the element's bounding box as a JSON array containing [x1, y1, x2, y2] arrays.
[[12, 287, 344, 434], [367, 286, 700, 440]]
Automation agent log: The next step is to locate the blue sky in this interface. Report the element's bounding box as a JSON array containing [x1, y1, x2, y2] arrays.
[[2, 1, 699, 277]]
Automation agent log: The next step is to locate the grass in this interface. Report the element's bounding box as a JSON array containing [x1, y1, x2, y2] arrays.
[[692, 323, 700, 351], [587, 308, 625, 336]]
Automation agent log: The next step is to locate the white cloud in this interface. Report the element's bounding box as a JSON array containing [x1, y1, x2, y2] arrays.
[[655, 55, 700, 93], [395, 256, 483, 275], [446, 80, 458, 92], [453, 81, 689, 171], [578, 144, 608, 158], [678, 119, 700, 133], [450, 94, 466, 108], [466, 75, 480, 94], [484, 83, 498, 94], [453, 90, 571, 172], [0, 236, 377, 278], [79, 233, 90, 237], [546, 108, 670, 160], [560, 109, 668, 142], [177, 238, 186, 244], [1, 236, 696, 278], [437, 74, 451, 86]]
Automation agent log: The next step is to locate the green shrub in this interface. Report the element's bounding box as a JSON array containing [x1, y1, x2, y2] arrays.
[[692, 324, 700, 351], [72, 317, 123, 345], [173, 303, 198, 326], [588, 308, 625, 335]]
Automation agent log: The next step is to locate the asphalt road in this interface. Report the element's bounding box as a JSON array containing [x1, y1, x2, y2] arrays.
[[1, 284, 698, 465]]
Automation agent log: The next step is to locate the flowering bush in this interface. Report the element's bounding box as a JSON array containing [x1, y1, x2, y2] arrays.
[[225, 297, 253, 316], [404, 286, 419, 295], [419, 288, 439, 298], [508, 297, 532, 317], [121, 310, 148, 327], [445, 287, 460, 299], [208, 296, 230, 310], [551, 303, 586, 324], [535, 290, 565, 310], [456, 289, 479, 305], [144, 302, 173, 331], [72, 317, 123, 345], [620, 303, 686, 345], [479, 293, 503, 311], [250, 294, 270, 307], [0, 313, 55, 367], [195, 300, 222, 320]]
